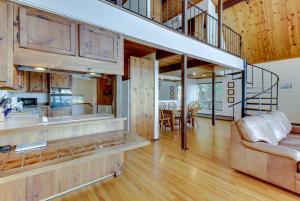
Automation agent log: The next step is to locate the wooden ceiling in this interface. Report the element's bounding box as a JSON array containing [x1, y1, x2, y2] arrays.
[[223, 0, 300, 63]]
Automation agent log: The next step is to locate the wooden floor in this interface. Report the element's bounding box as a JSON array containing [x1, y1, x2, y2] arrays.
[[54, 119, 300, 201]]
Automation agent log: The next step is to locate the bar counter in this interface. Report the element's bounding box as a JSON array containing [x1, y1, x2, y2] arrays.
[[0, 113, 123, 132], [0, 114, 149, 201]]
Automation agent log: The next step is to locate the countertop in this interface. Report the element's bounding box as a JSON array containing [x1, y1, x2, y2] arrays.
[[0, 113, 126, 132]]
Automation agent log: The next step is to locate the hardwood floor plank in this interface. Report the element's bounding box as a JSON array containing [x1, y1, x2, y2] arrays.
[[53, 119, 300, 201]]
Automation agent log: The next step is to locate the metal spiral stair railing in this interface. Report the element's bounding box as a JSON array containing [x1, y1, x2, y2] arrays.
[[229, 63, 280, 120]]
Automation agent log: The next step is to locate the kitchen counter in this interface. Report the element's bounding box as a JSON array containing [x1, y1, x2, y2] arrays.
[[0, 113, 123, 132]]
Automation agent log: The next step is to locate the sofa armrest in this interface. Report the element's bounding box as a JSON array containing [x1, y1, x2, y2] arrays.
[[242, 140, 300, 162], [292, 126, 300, 134]]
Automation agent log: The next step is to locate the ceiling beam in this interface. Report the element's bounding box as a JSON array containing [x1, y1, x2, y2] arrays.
[[156, 50, 176, 60], [159, 59, 210, 73], [217, 0, 250, 10]]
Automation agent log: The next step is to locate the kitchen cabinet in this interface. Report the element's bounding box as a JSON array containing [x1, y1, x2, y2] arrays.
[[50, 74, 72, 88], [29, 72, 48, 92], [79, 24, 119, 62], [0, 1, 13, 88], [19, 7, 76, 56], [15, 70, 29, 91]]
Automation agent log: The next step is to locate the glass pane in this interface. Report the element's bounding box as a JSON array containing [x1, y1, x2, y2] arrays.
[[197, 83, 223, 111]]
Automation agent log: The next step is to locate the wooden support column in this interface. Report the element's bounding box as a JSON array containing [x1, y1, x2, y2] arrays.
[[181, 55, 188, 150], [182, 0, 188, 35], [180, 0, 188, 150], [212, 72, 216, 126], [218, 0, 223, 48], [115, 75, 123, 118]]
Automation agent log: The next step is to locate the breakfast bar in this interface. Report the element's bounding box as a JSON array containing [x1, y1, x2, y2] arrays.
[[0, 115, 149, 200]]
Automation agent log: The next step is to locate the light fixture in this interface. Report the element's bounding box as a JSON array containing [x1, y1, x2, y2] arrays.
[[192, 72, 197, 75], [202, 74, 206, 77], [35, 67, 46, 71], [89, 72, 96, 75]]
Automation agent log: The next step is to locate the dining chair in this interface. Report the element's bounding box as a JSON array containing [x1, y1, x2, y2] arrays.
[[187, 103, 201, 128], [168, 102, 177, 110], [159, 110, 171, 131], [159, 102, 167, 110]]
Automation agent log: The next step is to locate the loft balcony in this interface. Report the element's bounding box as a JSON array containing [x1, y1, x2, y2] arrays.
[[12, 0, 244, 70]]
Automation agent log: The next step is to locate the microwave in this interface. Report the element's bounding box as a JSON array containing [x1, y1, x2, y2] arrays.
[[18, 98, 37, 107]]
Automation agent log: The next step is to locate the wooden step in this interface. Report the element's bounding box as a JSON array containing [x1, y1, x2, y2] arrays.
[[245, 108, 272, 112], [249, 97, 277, 100], [246, 102, 277, 106]]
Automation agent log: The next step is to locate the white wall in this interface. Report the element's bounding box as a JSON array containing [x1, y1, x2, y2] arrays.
[[13, 0, 244, 70], [256, 58, 300, 123], [159, 78, 197, 104], [159, 80, 180, 100]]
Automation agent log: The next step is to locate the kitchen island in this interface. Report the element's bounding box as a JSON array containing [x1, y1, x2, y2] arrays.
[[0, 114, 149, 201]]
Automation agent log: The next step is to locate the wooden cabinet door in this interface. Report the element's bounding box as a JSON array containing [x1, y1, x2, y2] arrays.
[[29, 72, 48, 92], [50, 74, 72, 88], [79, 24, 118, 62], [19, 7, 76, 55]]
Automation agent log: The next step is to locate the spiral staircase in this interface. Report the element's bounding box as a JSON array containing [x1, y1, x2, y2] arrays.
[[228, 63, 280, 120]]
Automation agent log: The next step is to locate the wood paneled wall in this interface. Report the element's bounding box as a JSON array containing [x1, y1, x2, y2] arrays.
[[223, 0, 300, 63], [130, 56, 154, 140]]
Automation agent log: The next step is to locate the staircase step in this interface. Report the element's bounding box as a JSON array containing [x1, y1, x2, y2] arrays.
[[246, 91, 272, 95], [250, 97, 277, 100], [247, 102, 277, 106], [245, 108, 272, 112], [225, 71, 242, 76]]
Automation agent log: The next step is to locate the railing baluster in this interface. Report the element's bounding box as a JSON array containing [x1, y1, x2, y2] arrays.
[[270, 73, 273, 111]]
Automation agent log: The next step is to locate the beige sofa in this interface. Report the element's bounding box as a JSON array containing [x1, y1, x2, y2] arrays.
[[231, 111, 300, 193]]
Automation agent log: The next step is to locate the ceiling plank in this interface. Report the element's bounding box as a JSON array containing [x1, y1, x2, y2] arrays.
[[159, 59, 210, 73], [156, 50, 176, 60], [215, 0, 249, 10]]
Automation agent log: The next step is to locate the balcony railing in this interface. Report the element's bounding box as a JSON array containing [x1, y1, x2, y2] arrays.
[[105, 0, 242, 57]]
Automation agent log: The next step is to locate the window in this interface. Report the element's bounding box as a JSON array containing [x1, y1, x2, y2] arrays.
[[195, 83, 223, 111]]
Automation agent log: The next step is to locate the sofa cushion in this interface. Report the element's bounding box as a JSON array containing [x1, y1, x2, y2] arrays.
[[279, 135, 300, 152], [261, 111, 292, 141], [273, 111, 292, 135], [236, 115, 278, 145]]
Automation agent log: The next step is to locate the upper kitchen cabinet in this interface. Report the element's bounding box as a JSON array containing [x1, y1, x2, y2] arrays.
[[79, 25, 118, 63], [29, 71, 48, 92], [18, 7, 76, 56], [13, 4, 124, 76], [0, 1, 14, 88], [50, 73, 72, 89]]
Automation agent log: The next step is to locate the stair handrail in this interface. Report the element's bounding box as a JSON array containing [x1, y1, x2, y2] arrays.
[[228, 63, 279, 108]]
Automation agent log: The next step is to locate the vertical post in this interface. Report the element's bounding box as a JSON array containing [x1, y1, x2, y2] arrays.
[[241, 59, 247, 117], [181, 0, 188, 150], [115, 75, 123, 118], [212, 71, 215, 125], [181, 55, 188, 150], [182, 0, 188, 35], [217, 0, 223, 48]]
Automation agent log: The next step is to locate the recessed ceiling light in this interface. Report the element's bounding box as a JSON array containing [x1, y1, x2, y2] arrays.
[[192, 72, 196, 75], [89, 72, 96, 75], [35, 67, 46, 71], [202, 74, 206, 77]]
